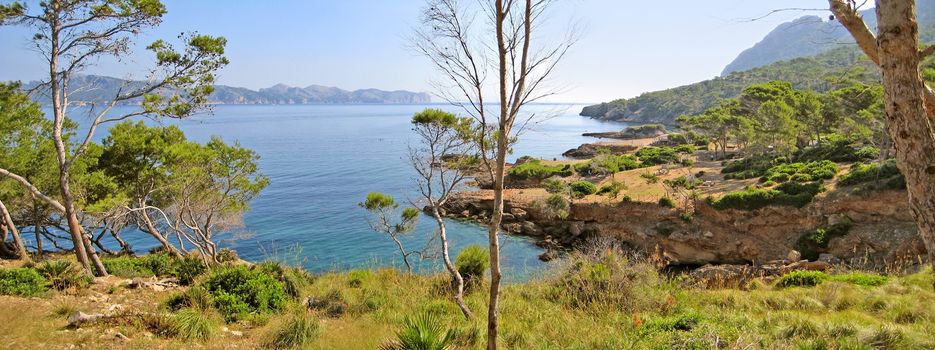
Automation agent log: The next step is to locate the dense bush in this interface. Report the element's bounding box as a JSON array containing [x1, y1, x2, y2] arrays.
[[569, 180, 598, 198], [0, 268, 47, 296], [597, 180, 626, 198], [794, 138, 878, 163], [636, 146, 694, 166], [775, 181, 823, 197], [722, 155, 789, 180], [537, 194, 570, 219], [102, 253, 176, 277], [774, 271, 829, 288], [839, 159, 904, 189], [831, 272, 887, 286], [455, 245, 489, 285], [763, 161, 838, 183], [103, 253, 207, 285], [541, 177, 567, 193], [552, 253, 662, 310], [658, 197, 675, 208], [712, 188, 815, 210], [200, 265, 289, 322], [35, 260, 90, 290], [585, 154, 642, 174], [508, 159, 572, 180]]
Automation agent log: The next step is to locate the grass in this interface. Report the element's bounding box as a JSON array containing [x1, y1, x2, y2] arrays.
[[0, 255, 933, 349]]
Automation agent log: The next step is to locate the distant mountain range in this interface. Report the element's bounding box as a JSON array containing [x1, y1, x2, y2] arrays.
[[722, 1, 935, 76], [24, 75, 431, 105], [581, 1, 935, 125]]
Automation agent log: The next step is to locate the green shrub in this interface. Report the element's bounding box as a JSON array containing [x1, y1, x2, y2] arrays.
[[775, 181, 823, 197], [586, 154, 642, 175], [170, 308, 219, 342], [0, 268, 47, 296], [263, 311, 320, 349], [541, 177, 567, 193], [258, 262, 310, 299], [103, 253, 208, 284], [839, 159, 904, 188], [722, 155, 786, 179], [455, 245, 489, 285], [35, 260, 89, 291], [569, 180, 598, 198], [712, 188, 816, 210], [381, 313, 455, 350], [831, 272, 887, 287], [102, 253, 175, 277], [796, 221, 852, 260], [795, 137, 878, 162], [552, 254, 661, 310], [308, 289, 348, 318], [658, 197, 675, 208], [165, 286, 215, 311], [774, 271, 829, 288], [597, 180, 626, 198], [642, 310, 702, 333], [200, 265, 288, 322], [537, 194, 570, 219], [763, 160, 838, 183], [216, 248, 239, 263], [175, 257, 207, 285], [347, 269, 372, 288], [636, 146, 692, 166], [508, 159, 572, 179]]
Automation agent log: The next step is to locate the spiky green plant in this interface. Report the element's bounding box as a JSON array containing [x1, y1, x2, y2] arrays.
[[263, 310, 320, 349], [170, 308, 219, 342], [380, 313, 455, 350]]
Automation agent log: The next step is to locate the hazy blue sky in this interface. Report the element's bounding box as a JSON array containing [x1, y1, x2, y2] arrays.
[[0, 0, 837, 102]]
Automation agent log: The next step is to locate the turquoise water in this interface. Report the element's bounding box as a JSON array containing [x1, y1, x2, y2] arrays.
[[69, 104, 626, 279]]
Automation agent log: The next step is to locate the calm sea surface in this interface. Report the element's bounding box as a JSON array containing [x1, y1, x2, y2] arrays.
[[68, 104, 626, 280]]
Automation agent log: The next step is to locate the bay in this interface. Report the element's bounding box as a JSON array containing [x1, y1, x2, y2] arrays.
[[64, 104, 626, 280]]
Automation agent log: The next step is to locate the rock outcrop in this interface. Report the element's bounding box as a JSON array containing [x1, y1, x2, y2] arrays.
[[441, 190, 924, 269], [562, 143, 638, 159]]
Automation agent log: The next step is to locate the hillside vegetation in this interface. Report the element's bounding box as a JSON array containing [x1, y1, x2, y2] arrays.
[[579, 48, 877, 125]]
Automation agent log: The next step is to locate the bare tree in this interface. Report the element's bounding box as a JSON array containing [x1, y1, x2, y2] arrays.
[[414, 0, 575, 347], [0, 0, 228, 275], [408, 108, 477, 320], [829, 0, 935, 287]]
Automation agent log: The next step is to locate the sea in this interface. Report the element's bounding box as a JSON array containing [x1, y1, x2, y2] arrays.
[[61, 104, 627, 280]]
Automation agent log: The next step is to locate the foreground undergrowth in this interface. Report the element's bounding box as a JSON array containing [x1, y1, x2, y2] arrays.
[[0, 252, 932, 349]]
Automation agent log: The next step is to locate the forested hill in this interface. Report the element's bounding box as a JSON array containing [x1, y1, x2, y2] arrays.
[[23, 75, 432, 105], [579, 47, 877, 125], [723, 1, 935, 76], [582, 2, 935, 125]]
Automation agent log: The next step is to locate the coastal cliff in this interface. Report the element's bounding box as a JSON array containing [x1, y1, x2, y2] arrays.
[[440, 189, 923, 268]]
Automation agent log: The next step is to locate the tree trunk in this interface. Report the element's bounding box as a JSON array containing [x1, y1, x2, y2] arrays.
[[32, 200, 43, 257], [432, 207, 474, 320], [486, 132, 507, 350], [873, 0, 935, 284], [0, 200, 30, 261], [139, 205, 183, 257]]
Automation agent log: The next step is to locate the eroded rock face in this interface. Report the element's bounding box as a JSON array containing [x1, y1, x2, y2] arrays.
[[442, 190, 923, 268]]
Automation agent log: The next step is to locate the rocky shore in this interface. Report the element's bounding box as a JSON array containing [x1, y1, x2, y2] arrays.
[[437, 189, 924, 269]]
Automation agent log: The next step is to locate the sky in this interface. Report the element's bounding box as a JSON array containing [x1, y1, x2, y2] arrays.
[[0, 0, 836, 103]]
